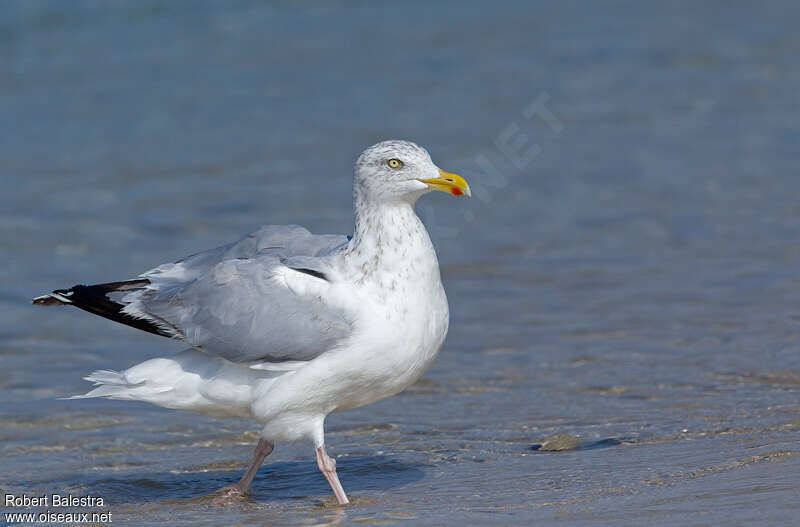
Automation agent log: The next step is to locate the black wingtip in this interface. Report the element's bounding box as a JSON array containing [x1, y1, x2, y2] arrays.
[[32, 289, 74, 305], [35, 280, 174, 338], [32, 295, 58, 305]]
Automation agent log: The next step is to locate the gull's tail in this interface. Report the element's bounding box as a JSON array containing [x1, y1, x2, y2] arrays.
[[64, 350, 265, 419], [63, 369, 167, 400], [32, 280, 175, 338]]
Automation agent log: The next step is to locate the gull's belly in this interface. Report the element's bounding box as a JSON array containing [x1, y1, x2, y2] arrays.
[[332, 280, 449, 411], [251, 282, 448, 437], [251, 278, 448, 428]]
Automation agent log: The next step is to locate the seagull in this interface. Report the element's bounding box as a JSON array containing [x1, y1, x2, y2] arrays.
[[33, 140, 470, 505]]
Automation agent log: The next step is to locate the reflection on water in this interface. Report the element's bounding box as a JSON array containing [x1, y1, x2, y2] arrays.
[[2, 1, 800, 525]]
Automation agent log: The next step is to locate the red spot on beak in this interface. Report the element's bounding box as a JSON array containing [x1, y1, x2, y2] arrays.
[[451, 188, 463, 196]]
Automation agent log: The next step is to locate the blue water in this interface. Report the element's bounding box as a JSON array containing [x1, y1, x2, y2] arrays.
[[2, 1, 799, 525]]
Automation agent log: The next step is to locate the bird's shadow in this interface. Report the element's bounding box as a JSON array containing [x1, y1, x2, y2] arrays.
[[84, 456, 426, 504]]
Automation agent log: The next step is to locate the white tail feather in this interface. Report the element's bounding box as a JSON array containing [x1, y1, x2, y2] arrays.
[[63, 369, 171, 400], [85, 370, 133, 385], [62, 350, 270, 418]]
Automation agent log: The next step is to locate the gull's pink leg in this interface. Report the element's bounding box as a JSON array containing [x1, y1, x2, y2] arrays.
[[211, 439, 274, 503], [236, 438, 275, 491], [315, 445, 349, 504]]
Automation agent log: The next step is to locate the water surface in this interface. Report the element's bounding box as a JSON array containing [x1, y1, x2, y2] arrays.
[[1, 1, 799, 525]]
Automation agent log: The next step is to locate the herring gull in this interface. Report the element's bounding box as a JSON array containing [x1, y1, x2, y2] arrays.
[[33, 140, 471, 505]]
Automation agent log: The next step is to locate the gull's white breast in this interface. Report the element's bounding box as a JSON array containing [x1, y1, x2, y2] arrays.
[[251, 212, 450, 428], [331, 271, 449, 411]]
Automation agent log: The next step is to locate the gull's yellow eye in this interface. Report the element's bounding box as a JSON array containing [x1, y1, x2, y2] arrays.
[[387, 158, 404, 169]]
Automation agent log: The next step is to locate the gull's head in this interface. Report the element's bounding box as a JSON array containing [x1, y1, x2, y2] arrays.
[[354, 140, 470, 204]]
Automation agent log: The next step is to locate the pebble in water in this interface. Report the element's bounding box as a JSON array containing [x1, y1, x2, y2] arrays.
[[537, 434, 581, 452]]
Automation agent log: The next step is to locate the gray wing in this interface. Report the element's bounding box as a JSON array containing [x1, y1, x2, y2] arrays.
[[120, 225, 353, 363]]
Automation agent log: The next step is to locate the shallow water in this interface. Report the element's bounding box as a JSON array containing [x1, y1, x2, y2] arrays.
[[2, 1, 799, 525]]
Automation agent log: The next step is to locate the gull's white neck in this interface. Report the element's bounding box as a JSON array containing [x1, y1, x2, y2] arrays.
[[344, 194, 440, 286]]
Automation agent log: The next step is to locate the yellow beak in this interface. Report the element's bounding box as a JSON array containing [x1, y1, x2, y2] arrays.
[[419, 169, 471, 197]]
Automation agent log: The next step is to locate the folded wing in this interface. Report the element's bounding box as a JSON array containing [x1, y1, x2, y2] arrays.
[[39, 225, 354, 364]]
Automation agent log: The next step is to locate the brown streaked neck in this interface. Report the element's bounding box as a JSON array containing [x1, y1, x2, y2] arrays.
[[345, 194, 437, 281]]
